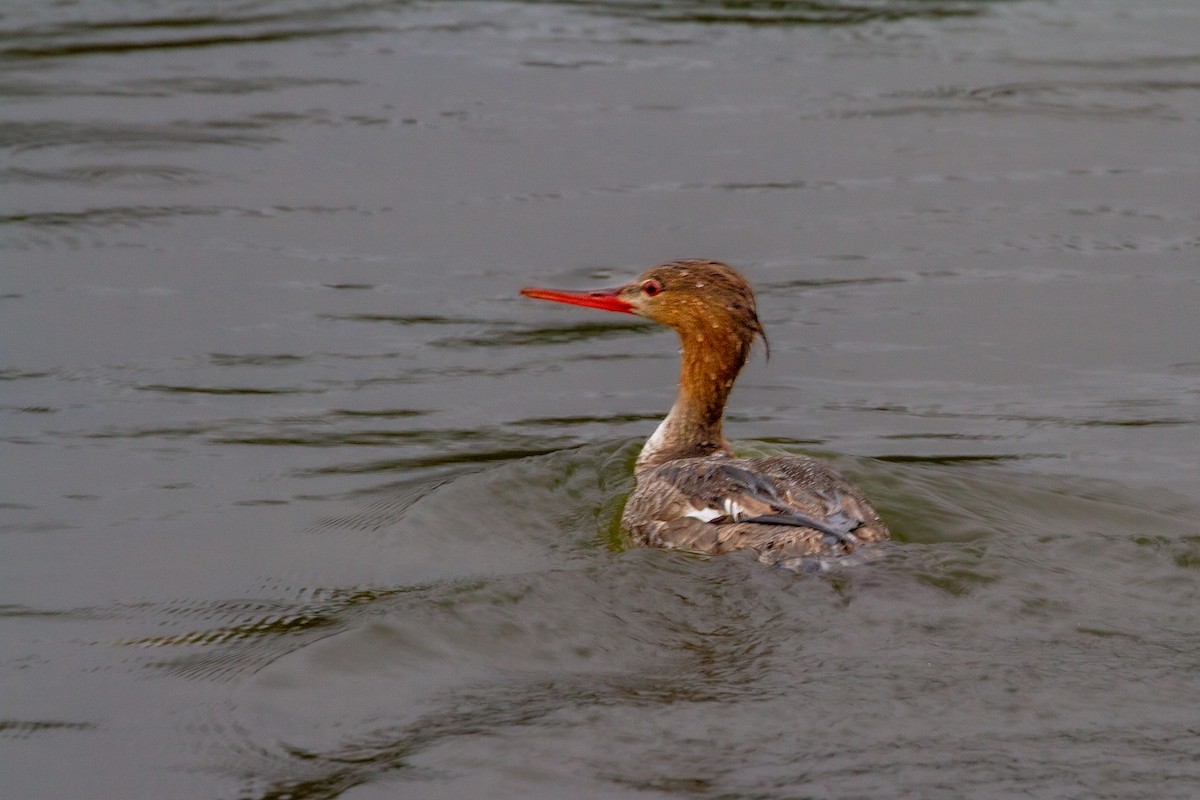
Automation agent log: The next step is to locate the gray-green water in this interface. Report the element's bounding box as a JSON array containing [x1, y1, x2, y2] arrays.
[[3, 1, 1199, 798]]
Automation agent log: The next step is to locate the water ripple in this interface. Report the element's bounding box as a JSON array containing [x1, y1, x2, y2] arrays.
[[854, 79, 1200, 121], [568, 0, 991, 27], [0, 9, 387, 60], [1, 164, 207, 187], [0, 720, 96, 739], [0, 121, 278, 154], [433, 321, 652, 349], [1, 205, 225, 229]]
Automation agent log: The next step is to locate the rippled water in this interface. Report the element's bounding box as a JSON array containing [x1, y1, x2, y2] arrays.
[[3, 1, 1199, 798]]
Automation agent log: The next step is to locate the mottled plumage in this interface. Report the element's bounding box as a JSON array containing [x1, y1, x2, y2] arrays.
[[521, 259, 889, 563], [623, 455, 888, 562]]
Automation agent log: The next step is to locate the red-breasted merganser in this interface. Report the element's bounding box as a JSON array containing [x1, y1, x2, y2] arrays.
[[521, 259, 888, 563]]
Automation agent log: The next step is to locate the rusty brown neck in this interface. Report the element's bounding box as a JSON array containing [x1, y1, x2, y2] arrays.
[[635, 322, 752, 472]]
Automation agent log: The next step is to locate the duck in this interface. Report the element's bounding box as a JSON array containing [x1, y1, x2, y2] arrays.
[[521, 259, 888, 564]]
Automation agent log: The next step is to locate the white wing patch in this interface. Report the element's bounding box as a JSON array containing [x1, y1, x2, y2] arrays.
[[683, 498, 755, 524], [722, 497, 751, 522], [684, 506, 723, 523]]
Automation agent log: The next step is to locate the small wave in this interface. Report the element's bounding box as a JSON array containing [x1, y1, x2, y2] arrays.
[[572, 0, 989, 27], [0, 204, 224, 229], [0, 120, 277, 154], [0, 720, 96, 739], [1, 164, 206, 187], [136, 384, 314, 396], [433, 321, 652, 349]]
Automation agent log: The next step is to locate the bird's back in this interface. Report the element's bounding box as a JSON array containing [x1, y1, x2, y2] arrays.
[[622, 454, 888, 562]]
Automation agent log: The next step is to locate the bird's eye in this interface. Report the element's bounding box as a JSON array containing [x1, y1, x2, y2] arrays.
[[642, 279, 662, 297]]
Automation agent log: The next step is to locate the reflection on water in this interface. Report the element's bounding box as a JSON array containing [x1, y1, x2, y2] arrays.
[[3, 0, 1200, 797]]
